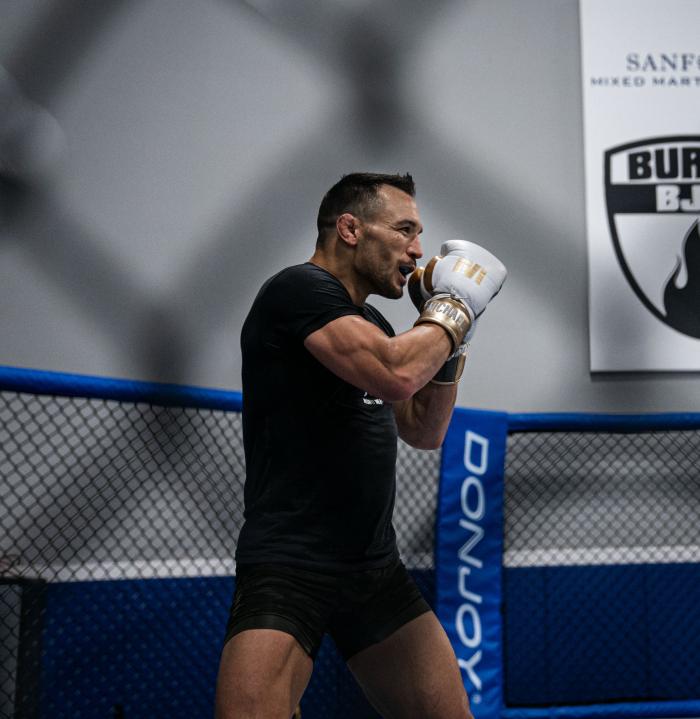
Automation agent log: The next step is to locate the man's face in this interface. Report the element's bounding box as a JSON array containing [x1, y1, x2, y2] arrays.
[[354, 184, 424, 300]]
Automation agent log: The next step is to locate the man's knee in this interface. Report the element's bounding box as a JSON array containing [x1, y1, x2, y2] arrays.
[[412, 678, 472, 719], [215, 656, 265, 719], [216, 669, 292, 719]]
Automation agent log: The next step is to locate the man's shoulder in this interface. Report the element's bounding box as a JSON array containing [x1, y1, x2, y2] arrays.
[[264, 262, 337, 290], [257, 262, 352, 309], [243, 262, 361, 348], [253, 264, 337, 309]]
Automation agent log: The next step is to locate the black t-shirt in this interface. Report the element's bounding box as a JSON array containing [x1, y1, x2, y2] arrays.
[[235, 262, 399, 571]]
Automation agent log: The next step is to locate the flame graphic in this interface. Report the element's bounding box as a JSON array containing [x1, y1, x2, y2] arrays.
[[663, 220, 700, 338]]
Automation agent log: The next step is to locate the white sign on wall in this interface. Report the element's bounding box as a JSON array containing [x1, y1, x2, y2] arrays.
[[580, 0, 700, 371]]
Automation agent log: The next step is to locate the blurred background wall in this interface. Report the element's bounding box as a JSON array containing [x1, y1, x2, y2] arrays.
[[1, 0, 698, 413]]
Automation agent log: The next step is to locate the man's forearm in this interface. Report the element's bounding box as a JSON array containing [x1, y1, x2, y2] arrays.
[[395, 380, 458, 450]]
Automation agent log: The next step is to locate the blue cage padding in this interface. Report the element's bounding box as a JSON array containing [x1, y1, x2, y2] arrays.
[[40, 577, 233, 719], [502, 702, 700, 719], [37, 571, 434, 719], [436, 408, 509, 719], [437, 408, 700, 719], [500, 413, 700, 714], [504, 564, 700, 705], [0, 365, 242, 412], [508, 412, 700, 433], [3, 366, 700, 719]]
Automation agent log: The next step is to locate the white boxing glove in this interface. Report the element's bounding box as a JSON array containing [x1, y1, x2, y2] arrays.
[[409, 239, 507, 325]]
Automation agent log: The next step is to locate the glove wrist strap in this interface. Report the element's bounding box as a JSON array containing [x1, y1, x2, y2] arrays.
[[430, 352, 467, 385], [414, 295, 471, 352]]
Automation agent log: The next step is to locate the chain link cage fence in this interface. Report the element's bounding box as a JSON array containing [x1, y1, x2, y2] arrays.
[[0, 382, 439, 719], [503, 428, 700, 707], [3, 375, 700, 718]]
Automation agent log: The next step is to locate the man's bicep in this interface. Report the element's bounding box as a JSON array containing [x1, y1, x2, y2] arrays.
[[304, 315, 402, 400]]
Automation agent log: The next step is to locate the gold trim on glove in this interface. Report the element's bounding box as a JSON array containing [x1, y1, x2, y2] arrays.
[[414, 294, 471, 352], [407, 267, 425, 311], [423, 256, 441, 294]]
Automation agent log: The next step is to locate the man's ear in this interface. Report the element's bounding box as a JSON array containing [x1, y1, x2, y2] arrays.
[[336, 213, 361, 247]]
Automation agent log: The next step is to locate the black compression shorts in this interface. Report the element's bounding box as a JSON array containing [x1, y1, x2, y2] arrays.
[[224, 558, 430, 661]]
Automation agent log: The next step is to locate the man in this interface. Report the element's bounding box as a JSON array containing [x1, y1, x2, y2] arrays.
[[216, 172, 506, 719]]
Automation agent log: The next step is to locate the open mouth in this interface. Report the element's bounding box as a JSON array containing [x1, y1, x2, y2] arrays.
[[397, 265, 413, 286]]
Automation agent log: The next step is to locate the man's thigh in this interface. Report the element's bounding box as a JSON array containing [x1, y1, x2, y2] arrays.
[[346, 611, 472, 719], [328, 558, 430, 661], [216, 564, 335, 718], [216, 628, 312, 719], [223, 563, 335, 658]]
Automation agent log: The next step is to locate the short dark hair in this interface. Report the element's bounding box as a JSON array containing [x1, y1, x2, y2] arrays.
[[316, 172, 415, 244]]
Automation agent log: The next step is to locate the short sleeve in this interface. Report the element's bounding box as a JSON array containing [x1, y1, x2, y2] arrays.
[[363, 303, 395, 338], [262, 263, 362, 342]]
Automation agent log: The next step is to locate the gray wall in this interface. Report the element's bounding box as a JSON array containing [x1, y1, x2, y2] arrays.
[[2, 0, 699, 413]]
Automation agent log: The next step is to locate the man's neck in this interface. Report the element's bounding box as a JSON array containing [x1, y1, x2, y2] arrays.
[[309, 249, 368, 307]]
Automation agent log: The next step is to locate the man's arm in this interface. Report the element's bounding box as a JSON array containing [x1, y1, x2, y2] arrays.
[[393, 382, 458, 450], [305, 314, 458, 449], [305, 239, 507, 449], [303, 314, 452, 404]]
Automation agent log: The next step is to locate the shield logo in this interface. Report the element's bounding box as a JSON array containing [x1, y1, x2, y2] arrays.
[[605, 136, 700, 338]]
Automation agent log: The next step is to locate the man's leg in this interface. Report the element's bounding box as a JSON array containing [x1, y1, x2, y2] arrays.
[[346, 611, 471, 719], [215, 628, 313, 719]]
